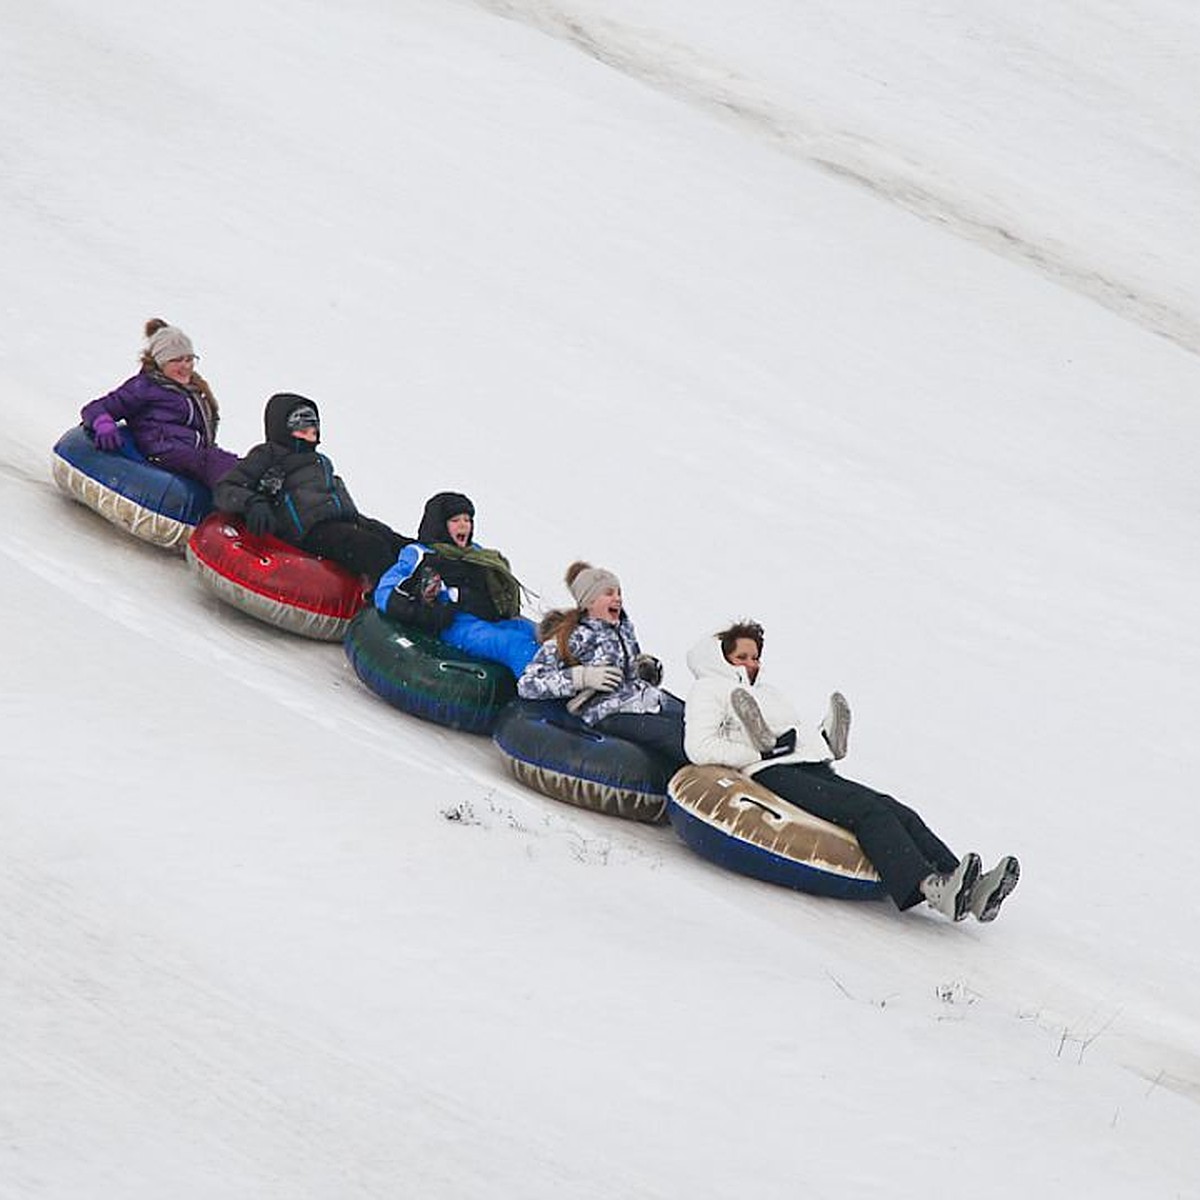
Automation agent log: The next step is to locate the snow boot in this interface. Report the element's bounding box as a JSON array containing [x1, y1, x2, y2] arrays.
[[731, 688, 776, 752], [821, 691, 851, 760], [921, 853, 982, 921], [968, 856, 1020, 922]]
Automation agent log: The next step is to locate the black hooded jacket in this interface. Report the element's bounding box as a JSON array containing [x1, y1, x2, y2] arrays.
[[213, 392, 358, 542]]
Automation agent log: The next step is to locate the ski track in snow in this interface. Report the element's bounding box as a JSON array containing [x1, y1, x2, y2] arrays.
[[0, 856, 546, 1199], [474, 0, 1200, 356]]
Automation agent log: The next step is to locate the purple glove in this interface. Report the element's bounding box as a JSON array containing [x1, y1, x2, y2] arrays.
[[91, 413, 123, 452]]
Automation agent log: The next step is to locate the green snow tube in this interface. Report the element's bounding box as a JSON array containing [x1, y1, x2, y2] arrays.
[[344, 607, 516, 734]]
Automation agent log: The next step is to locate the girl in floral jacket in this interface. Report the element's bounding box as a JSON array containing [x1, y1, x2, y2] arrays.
[[518, 561, 687, 773]]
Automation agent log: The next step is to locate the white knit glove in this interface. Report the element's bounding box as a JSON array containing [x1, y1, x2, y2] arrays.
[[570, 664, 622, 693]]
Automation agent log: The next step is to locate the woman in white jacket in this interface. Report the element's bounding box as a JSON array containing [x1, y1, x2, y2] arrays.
[[683, 621, 1019, 923]]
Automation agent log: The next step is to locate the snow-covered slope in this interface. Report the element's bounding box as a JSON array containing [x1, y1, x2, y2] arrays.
[[3, 1, 1199, 1195]]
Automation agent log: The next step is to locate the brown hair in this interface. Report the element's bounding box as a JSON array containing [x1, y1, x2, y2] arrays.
[[138, 317, 221, 429], [537, 608, 582, 666], [716, 620, 764, 661], [535, 561, 597, 666]]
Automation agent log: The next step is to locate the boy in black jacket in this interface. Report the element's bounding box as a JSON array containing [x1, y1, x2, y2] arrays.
[[214, 392, 409, 584]]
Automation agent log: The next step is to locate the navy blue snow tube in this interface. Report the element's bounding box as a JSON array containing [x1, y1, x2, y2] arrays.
[[51, 424, 212, 550], [492, 700, 671, 823], [667, 765, 886, 900]]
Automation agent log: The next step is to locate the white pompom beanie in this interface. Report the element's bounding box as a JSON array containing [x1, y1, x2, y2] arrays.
[[147, 325, 195, 365], [570, 565, 621, 609]]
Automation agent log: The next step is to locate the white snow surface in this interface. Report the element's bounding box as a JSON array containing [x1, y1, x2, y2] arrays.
[[2, 1, 1199, 1196]]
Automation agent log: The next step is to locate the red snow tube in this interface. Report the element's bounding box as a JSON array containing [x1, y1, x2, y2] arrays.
[[186, 514, 368, 641]]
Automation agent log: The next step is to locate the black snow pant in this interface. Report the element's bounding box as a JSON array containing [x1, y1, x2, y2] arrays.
[[754, 762, 960, 910], [596, 694, 689, 776], [300, 515, 410, 586]]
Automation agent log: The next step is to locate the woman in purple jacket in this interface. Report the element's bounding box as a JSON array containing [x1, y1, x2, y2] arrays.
[[80, 318, 238, 488]]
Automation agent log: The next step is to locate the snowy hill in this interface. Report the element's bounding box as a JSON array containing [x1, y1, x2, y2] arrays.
[[3, 1, 1199, 1196]]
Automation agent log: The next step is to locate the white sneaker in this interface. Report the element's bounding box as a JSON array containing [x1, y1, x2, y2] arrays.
[[731, 688, 776, 752], [821, 691, 851, 760], [921, 853, 981, 921], [968, 856, 1020, 922]]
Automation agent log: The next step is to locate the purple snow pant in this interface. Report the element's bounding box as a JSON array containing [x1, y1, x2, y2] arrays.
[[754, 762, 960, 910], [149, 443, 240, 490]]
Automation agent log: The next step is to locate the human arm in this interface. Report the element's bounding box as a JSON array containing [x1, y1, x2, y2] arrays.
[[375, 546, 455, 634], [81, 377, 153, 449], [516, 624, 621, 702], [80, 376, 147, 434], [683, 680, 764, 770], [212, 445, 275, 516], [90, 413, 123, 451], [516, 639, 580, 701]]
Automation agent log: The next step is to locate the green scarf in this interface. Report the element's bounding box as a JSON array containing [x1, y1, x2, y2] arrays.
[[432, 544, 524, 620]]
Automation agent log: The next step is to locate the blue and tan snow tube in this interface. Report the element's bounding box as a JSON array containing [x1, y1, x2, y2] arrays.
[[344, 607, 516, 733], [51, 424, 212, 551], [493, 700, 672, 824], [186, 514, 368, 641], [667, 765, 886, 899]]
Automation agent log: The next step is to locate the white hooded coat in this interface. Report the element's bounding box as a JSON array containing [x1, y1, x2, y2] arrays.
[[683, 635, 832, 776]]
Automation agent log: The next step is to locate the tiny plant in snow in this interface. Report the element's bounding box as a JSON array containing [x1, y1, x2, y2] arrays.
[[1055, 1009, 1120, 1064], [825, 970, 897, 1009], [440, 798, 482, 826], [485, 790, 529, 834], [936, 979, 980, 1005], [567, 831, 613, 865]]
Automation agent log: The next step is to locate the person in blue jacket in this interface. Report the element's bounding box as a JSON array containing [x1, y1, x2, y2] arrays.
[[374, 491, 538, 676]]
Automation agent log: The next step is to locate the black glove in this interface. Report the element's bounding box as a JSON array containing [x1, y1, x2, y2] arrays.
[[632, 653, 663, 686], [257, 465, 287, 499], [244, 496, 277, 538], [426, 601, 456, 633], [762, 728, 798, 759], [401, 561, 443, 605]]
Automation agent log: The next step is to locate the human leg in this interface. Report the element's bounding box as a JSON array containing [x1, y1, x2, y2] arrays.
[[754, 763, 960, 910], [152, 444, 240, 490], [301, 517, 405, 584], [443, 613, 539, 675], [821, 692, 852, 760], [596, 695, 687, 773], [968, 856, 1020, 922]]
